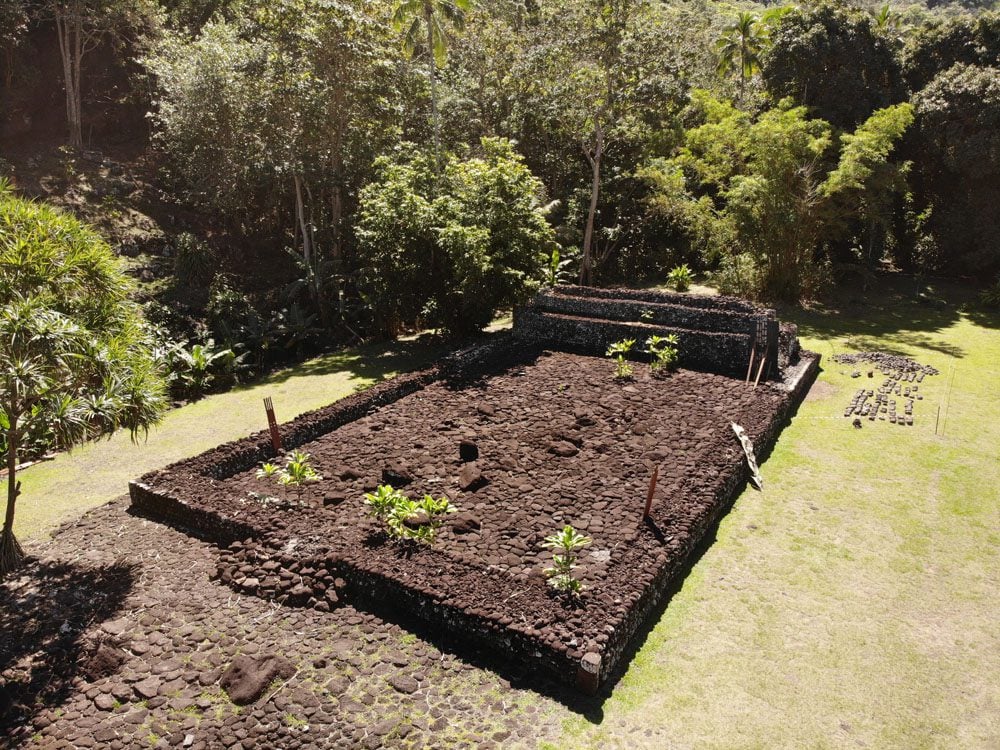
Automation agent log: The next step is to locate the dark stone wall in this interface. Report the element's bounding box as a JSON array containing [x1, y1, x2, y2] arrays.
[[513, 307, 752, 378], [550, 285, 765, 314], [596, 351, 821, 683], [129, 481, 256, 544], [535, 291, 760, 335]]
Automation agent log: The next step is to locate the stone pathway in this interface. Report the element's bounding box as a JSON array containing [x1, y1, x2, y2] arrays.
[[0, 499, 565, 749]]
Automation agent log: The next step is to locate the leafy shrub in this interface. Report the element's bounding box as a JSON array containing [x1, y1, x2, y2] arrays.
[[667, 264, 692, 292], [980, 277, 1000, 309], [363, 484, 457, 544], [356, 138, 555, 336], [542, 525, 591, 596], [606, 338, 636, 379], [172, 232, 216, 286], [646, 334, 679, 375], [165, 340, 237, 398]]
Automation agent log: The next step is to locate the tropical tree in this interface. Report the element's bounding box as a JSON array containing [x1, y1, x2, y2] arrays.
[[0, 181, 167, 575], [391, 0, 472, 163], [715, 11, 767, 99], [763, 3, 904, 129], [640, 95, 913, 302], [356, 138, 554, 335]]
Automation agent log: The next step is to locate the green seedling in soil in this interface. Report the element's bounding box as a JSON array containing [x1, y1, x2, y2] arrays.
[[364, 484, 406, 523], [542, 525, 592, 596], [257, 450, 322, 503], [606, 339, 636, 380], [255, 462, 280, 479], [646, 333, 680, 376], [365, 485, 457, 544]]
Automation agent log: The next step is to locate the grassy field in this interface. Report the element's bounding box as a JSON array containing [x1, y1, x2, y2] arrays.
[[6, 279, 998, 748], [549, 278, 999, 749]]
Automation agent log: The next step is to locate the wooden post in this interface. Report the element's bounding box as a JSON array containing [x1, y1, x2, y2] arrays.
[[643, 465, 659, 521], [264, 397, 282, 453], [752, 356, 766, 390]]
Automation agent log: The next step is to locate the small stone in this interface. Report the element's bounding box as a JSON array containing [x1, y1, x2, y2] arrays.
[[388, 674, 419, 695], [451, 512, 481, 534], [458, 463, 487, 491], [381, 463, 413, 488], [459, 440, 479, 462], [94, 694, 116, 711], [133, 677, 160, 700], [549, 441, 579, 458]]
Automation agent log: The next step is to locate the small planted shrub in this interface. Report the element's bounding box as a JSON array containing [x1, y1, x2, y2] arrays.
[[667, 263, 693, 292], [257, 450, 322, 504], [606, 338, 636, 380], [542, 525, 592, 596], [364, 485, 457, 545], [646, 334, 680, 376]]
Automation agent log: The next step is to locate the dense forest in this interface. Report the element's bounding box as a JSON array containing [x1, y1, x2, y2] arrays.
[[2, 0, 999, 451]]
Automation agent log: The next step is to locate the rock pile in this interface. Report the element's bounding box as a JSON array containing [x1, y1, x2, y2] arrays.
[[213, 539, 348, 612]]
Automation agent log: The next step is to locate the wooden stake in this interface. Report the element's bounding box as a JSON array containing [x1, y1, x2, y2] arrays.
[[643, 465, 659, 521], [752, 355, 767, 390], [745, 346, 756, 384], [264, 396, 283, 453]]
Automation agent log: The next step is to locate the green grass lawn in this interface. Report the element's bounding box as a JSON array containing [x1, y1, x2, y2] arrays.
[[550, 278, 1000, 749]]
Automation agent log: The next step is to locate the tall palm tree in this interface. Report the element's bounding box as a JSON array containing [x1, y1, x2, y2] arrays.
[[392, 0, 472, 163], [716, 11, 767, 100]]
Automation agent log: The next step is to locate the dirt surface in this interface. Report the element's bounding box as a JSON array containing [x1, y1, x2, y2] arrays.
[[140, 350, 792, 680], [0, 499, 561, 749]]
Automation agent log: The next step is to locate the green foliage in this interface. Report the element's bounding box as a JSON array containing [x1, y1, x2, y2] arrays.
[[363, 484, 457, 544], [172, 232, 216, 286], [763, 3, 904, 129], [980, 277, 1000, 309], [356, 138, 554, 336], [646, 334, 679, 376], [542, 525, 591, 596], [257, 449, 322, 503], [902, 11, 1000, 91], [666, 264, 693, 292], [641, 96, 913, 302], [911, 64, 1000, 276], [0, 181, 166, 571], [715, 11, 769, 98], [606, 338, 636, 380], [255, 462, 280, 479], [165, 340, 236, 399], [392, 0, 471, 67]]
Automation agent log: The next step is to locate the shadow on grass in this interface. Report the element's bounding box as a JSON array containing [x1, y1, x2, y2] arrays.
[[237, 334, 455, 391], [781, 274, 997, 359], [0, 559, 136, 746]]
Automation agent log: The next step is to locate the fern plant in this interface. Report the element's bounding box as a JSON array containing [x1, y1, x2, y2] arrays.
[[542, 525, 592, 596]]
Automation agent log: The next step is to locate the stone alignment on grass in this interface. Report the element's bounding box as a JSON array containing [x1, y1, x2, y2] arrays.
[[130, 290, 818, 693]]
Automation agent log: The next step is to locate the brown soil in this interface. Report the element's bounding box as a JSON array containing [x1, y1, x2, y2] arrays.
[[144, 349, 789, 673]]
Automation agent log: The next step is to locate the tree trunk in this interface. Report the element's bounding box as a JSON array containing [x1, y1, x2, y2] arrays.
[[579, 124, 604, 286], [54, 4, 85, 149], [426, 7, 440, 169], [1, 421, 24, 576]]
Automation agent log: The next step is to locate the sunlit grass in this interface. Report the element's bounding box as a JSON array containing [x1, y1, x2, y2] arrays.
[[553, 280, 1000, 749]]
